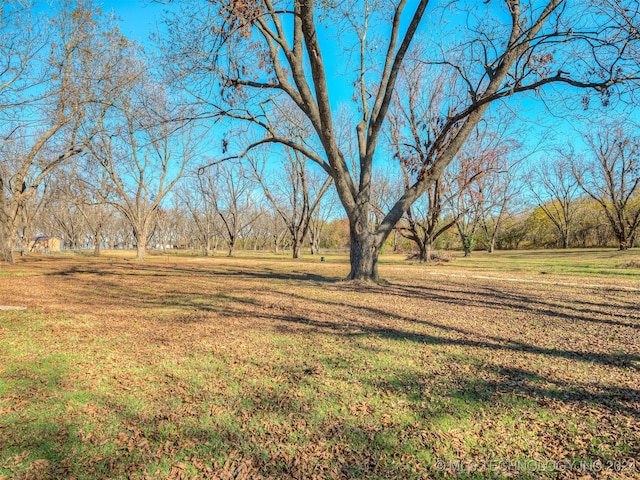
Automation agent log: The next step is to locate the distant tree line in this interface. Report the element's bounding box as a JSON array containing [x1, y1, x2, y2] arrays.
[[1, 1, 639, 272]]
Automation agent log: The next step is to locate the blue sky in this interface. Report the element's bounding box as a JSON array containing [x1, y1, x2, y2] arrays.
[[99, 0, 167, 42], [94, 0, 638, 203]]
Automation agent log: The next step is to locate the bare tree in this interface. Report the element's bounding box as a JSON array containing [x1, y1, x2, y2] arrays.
[[573, 122, 640, 250], [177, 177, 222, 255], [450, 130, 510, 256], [0, 2, 114, 263], [164, 0, 640, 281], [249, 148, 332, 259], [527, 154, 581, 248], [479, 175, 515, 254], [309, 188, 337, 255], [86, 52, 197, 260], [199, 161, 262, 256], [396, 172, 464, 262]]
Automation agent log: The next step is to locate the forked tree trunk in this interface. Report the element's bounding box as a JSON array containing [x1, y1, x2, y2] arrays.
[[292, 229, 305, 259], [292, 240, 302, 259], [309, 221, 322, 255]]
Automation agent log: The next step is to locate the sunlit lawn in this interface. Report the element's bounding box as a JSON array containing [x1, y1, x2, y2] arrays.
[[0, 249, 638, 479]]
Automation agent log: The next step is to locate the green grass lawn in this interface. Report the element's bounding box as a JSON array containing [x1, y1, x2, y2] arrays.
[[0, 250, 638, 479], [448, 248, 640, 277]]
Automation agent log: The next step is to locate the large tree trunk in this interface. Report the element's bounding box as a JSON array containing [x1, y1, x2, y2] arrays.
[[134, 225, 148, 260], [618, 237, 628, 251], [423, 239, 433, 263], [347, 232, 380, 282], [411, 235, 429, 262], [0, 222, 14, 264], [292, 242, 302, 259], [292, 234, 303, 259]]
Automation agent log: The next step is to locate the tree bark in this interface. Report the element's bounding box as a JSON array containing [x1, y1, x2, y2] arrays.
[[134, 224, 148, 260], [310, 224, 321, 255], [93, 228, 102, 256], [19, 234, 30, 257], [488, 238, 495, 254], [347, 232, 380, 281], [461, 234, 473, 257], [292, 239, 302, 259], [0, 177, 14, 264], [423, 240, 433, 263], [0, 225, 14, 264]]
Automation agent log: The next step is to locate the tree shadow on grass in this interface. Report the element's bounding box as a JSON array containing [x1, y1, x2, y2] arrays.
[[331, 279, 640, 330], [3, 311, 638, 480]]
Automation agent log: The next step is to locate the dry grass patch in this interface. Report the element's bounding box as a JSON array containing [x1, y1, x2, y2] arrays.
[[0, 253, 639, 479]]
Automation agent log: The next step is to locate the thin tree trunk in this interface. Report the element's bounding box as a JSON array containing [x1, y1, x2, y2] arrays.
[[461, 234, 473, 257], [19, 233, 31, 257], [93, 227, 102, 256], [0, 172, 20, 264]]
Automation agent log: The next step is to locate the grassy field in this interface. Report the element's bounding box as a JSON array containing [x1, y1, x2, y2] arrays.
[[0, 249, 639, 479]]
